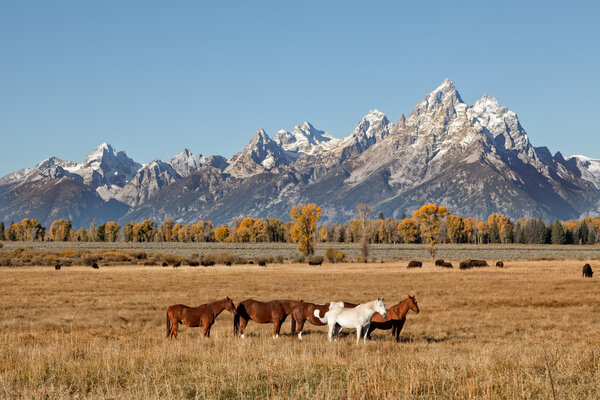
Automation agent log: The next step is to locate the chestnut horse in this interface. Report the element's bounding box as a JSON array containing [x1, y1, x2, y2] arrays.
[[166, 297, 236, 339], [367, 295, 419, 342], [233, 299, 302, 338], [291, 301, 357, 339]]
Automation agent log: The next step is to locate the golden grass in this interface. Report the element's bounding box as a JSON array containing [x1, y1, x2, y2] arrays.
[[1, 260, 600, 399]]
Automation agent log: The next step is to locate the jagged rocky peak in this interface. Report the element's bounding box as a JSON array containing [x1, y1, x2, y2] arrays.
[[168, 148, 205, 177], [469, 94, 530, 152], [273, 121, 338, 154], [82, 143, 140, 181], [349, 109, 391, 141], [115, 158, 181, 207], [415, 79, 464, 113], [225, 128, 292, 178], [567, 154, 600, 189]]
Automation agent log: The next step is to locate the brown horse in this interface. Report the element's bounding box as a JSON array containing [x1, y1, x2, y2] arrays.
[[291, 301, 357, 339], [233, 299, 302, 338], [166, 297, 236, 339], [367, 295, 419, 342]]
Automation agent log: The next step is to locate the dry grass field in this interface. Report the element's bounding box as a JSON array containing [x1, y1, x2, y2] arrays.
[[1, 260, 600, 399]]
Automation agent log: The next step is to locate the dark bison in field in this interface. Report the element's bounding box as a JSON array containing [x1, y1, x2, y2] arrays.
[[441, 262, 453, 268], [496, 261, 504, 268], [459, 259, 488, 269], [91, 262, 99, 269], [308, 256, 323, 266], [407, 260, 422, 268], [435, 259, 445, 267], [583, 264, 593, 278], [55, 264, 61, 270]]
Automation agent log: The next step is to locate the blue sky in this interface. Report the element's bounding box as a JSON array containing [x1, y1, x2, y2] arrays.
[[1, 1, 599, 176]]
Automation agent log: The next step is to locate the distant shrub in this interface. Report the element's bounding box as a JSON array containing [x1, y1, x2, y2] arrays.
[[325, 248, 336, 263], [294, 254, 306, 263], [200, 254, 216, 267]]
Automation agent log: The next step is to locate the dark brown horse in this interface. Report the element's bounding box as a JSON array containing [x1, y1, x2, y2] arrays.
[[367, 295, 419, 342], [233, 299, 302, 338], [291, 301, 357, 339], [166, 297, 236, 339]]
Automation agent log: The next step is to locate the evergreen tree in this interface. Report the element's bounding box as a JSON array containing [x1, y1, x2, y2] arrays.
[[577, 221, 589, 244], [551, 221, 566, 244], [0, 221, 4, 240]]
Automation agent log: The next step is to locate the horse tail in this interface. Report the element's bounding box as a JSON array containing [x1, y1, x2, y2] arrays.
[[314, 309, 328, 324], [166, 311, 171, 338]]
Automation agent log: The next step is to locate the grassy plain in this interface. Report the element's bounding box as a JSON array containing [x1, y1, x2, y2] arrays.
[[1, 259, 600, 399]]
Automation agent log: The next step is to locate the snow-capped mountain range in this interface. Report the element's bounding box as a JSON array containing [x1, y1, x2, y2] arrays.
[[2, 79, 599, 227]]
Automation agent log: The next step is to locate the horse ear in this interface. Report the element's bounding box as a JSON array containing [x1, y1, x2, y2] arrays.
[[381, 297, 384, 301]]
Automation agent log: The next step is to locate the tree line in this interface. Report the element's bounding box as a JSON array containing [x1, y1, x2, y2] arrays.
[[1, 204, 600, 246]]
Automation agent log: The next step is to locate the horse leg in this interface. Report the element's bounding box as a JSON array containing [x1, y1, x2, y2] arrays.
[[396, 320, 405, 342], [203, 324, 211, 338], [296, 318, 306, 340], [239, 317, 248, 338], [356, 326, 362, 345], [273, 319, 281, 339], [173, 322, 179, 339], [367, 325, 375, 340], [363, 324, 370, 343], [328, 321, 336, 342]]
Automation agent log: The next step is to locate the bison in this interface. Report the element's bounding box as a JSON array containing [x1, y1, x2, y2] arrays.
[[459, 259, 488, 269], [435, 259, 445, 267], [407, 260, 422, 268], [441, 262, 453, 268], [496, 261, 504, 268], [91, 262, 99, 269], [55, 264, 61, 270], [162, 261, 168, 267], [583, 264, 593, 278]]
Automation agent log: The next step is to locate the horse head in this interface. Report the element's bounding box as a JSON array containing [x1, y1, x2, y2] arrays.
[[225, 296, 237, 313], [375, 297, 387, 318], [407, 295, 419, 314]]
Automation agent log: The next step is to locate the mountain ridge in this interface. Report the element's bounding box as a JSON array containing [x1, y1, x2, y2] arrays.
[[2, 80, 599, 227]]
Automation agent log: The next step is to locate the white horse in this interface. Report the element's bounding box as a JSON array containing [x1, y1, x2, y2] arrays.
[[325, 298, 387, 344]]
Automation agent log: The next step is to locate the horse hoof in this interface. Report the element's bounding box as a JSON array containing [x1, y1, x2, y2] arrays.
[[241, 334, 245, 339]]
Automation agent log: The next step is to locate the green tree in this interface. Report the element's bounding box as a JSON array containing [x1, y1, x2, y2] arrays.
[[551, 221, 566, 244]]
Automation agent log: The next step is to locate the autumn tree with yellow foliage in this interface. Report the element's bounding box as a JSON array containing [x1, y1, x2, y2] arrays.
[[397, 218, 419, 243], [215, 225, 230, 242], [445, 215, 465, 244], [49, 219, 72, 241], [412, 204, 450, 244], [290, 203, 322, 256]]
